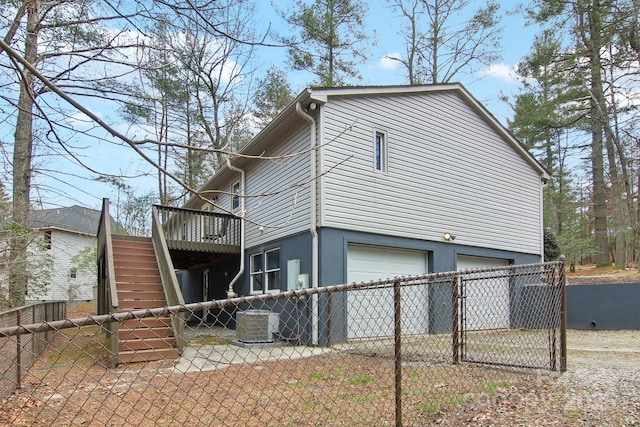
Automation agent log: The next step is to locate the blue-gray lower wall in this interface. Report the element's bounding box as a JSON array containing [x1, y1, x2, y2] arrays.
[[238, 232, 313, 296], [318, 228, 541, 285], [318, 228, 542, 340], [567, 283, 640, 330], [230, 227, 542, 344], [236, 233, 315, 342]]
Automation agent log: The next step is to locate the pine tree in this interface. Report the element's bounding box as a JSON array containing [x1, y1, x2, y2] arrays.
[[282, 0, 371, 86]]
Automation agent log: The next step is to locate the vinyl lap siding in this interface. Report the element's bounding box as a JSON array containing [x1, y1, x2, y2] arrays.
[[245, 123, 312, 247], [321, 92, 543, 255], [35, 231, 96, 301]]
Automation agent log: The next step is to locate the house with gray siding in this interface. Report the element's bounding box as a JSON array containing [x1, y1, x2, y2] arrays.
[[173, 84, 549, 343]]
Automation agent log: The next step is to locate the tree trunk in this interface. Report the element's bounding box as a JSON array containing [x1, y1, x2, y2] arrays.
[[587, 1, 610, 267], [605, 132, 625, 267], [604, 43, 629, 268], [9, 0, 39, 307]]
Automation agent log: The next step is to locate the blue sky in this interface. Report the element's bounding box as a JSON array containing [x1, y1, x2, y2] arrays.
[[4, 1, 541, 211], [252, 1, 537, 122]]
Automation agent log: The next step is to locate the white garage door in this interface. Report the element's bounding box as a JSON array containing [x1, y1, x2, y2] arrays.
[[457, 255, 510, 330], [347, 244, 428, 339]]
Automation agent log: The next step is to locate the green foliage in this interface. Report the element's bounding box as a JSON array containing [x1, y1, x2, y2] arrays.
[[509, 24, 598, 266], [119, 191, 157, 236], [253, 66, 295, 124], [283, 0, 371, 86], [64, 246, 98, 301], [544, 229, 561, 261], [0, 227, 52, 306], [71, 246, 97, 273], [417, 402, 438, 414], [25, 234, 53, 300], [557, 219, 597, 268]]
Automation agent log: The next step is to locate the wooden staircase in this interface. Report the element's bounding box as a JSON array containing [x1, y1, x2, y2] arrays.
[[112, 236, 179, 363]]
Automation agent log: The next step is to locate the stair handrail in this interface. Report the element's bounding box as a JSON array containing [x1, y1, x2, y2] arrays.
[[97, 198, 119, 313], [96, 198, 119, 366], [151, 205, 186, 352]]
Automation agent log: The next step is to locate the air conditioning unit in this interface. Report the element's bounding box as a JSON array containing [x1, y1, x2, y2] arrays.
[[236, 310, 279, 343]]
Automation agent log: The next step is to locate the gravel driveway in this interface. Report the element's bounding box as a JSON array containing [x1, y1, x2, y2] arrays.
[[438, 330, 640, 426], [557, 330, 640, 426]]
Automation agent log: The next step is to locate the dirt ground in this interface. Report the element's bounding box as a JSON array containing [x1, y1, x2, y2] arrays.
[[567, 263, 640, 285], [1, 270, 638, 426], [1, 327, 637, 426]]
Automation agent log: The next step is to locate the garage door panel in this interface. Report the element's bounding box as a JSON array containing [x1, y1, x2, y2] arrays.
[[457, 255, 509, 330], [347, 245, 428, 339]]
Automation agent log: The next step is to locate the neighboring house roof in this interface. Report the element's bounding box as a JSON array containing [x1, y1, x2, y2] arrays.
[[185, 83, 550, 209], [28, 205, 124, 236]]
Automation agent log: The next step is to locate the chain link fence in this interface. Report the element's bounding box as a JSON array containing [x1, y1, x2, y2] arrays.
[[0, 302, 66, 398], [0, 260, 565, 426]]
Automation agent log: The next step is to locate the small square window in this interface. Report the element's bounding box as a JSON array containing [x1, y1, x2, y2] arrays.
[[70, 268, 77, 279], [374, 131, 388, 173]]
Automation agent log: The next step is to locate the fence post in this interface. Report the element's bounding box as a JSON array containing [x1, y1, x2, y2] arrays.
[[559, 255, 567, 372], [16, 309, 21, 390], [327, 293, 332, 346], [452, 273, 460, 364], [394, 279, 402, 427]]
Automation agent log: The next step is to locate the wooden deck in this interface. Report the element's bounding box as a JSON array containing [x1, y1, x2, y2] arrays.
[[156, 205, 241, 255]]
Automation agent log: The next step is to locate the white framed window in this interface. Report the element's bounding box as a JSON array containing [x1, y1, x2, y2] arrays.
[[374, 130, 388, 173], [231, 181, 241, 211], [250, 252, 264, 294], [265, 248, 281, 292], [203, 195, 217, 212], [250, 248, 281, 294], [70, 267, 77, 279]]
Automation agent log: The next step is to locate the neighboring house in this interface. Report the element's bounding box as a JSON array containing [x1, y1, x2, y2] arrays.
[[169, 84, 550, 343], [26, 205, 123, 302]]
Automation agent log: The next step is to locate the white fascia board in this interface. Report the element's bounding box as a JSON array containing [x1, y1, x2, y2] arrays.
[[33, 226, 96, 238], [308, 83, 460, 99]]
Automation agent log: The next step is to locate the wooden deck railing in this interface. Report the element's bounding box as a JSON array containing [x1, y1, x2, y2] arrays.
[[151, 206, 186, 353], [96, 198, 119, 363], [154, 205, 240, 254]]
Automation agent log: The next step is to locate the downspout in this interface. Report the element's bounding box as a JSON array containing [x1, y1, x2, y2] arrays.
[[296, 101, 319, 345], [226, 159, 245, 298]]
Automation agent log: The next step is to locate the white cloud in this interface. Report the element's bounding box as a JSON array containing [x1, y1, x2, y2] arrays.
[[67, 111, 104, 127], [377, 53, 403, 70], [479, 63, 520, 83]]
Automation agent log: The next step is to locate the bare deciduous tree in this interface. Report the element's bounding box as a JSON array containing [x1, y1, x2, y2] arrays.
[[388, 0, 502, 84]]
